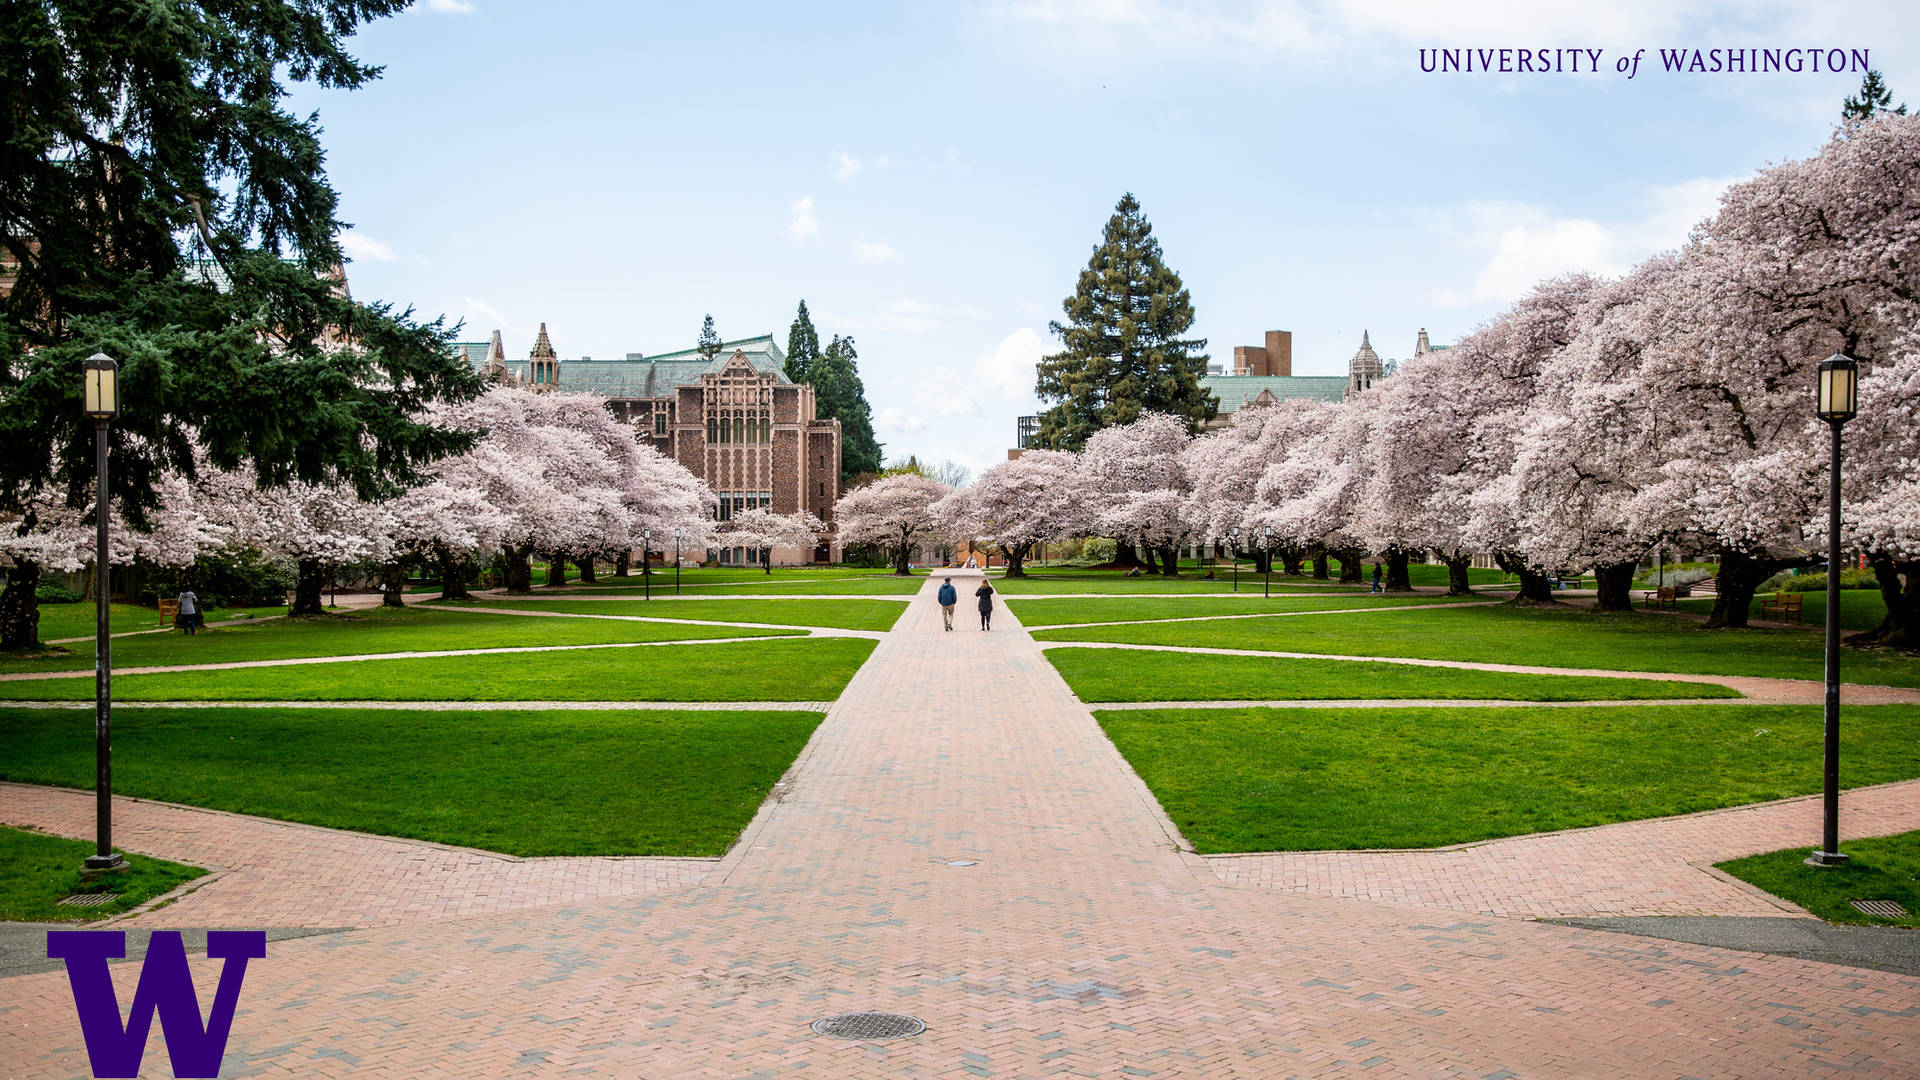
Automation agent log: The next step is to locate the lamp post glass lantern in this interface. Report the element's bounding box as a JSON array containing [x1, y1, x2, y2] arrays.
[[82, 354, 126, 873], [1809, 354, 1858, 868]]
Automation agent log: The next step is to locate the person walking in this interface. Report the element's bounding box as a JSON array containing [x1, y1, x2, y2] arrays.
[[1370, 563, 1383, 593], [936, 576, 958, 631], [975, 579, 995, 631], [176, 587, 200, 634]]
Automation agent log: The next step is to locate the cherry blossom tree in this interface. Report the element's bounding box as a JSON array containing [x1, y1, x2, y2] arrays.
[[835, 473, 951, 575], [718, 508, 825, 573], [1180, 399, 1325, 575], [1838, 342, 1920, 647], [1081, 412, 1195, 574], [935, 450, 1089, 577]]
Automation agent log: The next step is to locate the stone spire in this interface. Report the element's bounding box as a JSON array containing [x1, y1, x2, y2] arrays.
[[1415, 327, 1432, 357], [528, 322, 559, 389], [1346, 330, 1384, 399]]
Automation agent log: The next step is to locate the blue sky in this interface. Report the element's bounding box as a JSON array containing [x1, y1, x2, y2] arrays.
[[298, 1, 1919, 475]]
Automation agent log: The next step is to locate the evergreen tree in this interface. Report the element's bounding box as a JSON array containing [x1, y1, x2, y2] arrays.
[[0, 0, 480, 648], [696, 314, 722, 360], [785, 300, 821, 382], [1033, 193, 1215, 450], [811, 334, 883, 482], [1844, 69, 1906, 121]]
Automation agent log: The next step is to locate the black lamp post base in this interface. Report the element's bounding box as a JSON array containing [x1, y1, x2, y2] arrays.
[[1805, 850, 1850, 868], [82, 853, 128, 875]]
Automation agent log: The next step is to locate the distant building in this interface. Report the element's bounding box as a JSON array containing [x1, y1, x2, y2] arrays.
[[1195, 327, 1446, 425], [460, 327, 843, 565]]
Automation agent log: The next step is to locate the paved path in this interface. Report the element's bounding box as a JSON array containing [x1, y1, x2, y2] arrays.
[[0, 784, 715, 930], [1209, 778, 1920, 919], [5, 570, 1917, 1077], [1039, 640, 1920, 705]]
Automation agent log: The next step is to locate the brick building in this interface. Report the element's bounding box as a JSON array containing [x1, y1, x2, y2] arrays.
[[458, 327, 843, 565]]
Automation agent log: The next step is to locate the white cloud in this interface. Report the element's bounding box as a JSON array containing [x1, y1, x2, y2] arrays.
[[424, 0, 475, 12], [833, 152, 862, 181], [340, 233, 396, 262], [787, 196, 820, 241], [891, 298, 933, 314], [875, 407, 927, 433], [1424, 174, 1746, 307], [853, 239, 902, 263], [971, 327, 1047, 399], [460, 297, 519, 335]]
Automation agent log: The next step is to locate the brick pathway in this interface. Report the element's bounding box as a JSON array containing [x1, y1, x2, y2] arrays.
[[1208, 778, 1920, 918], [0, 784, 714, 930], [4, 572, 1916, 1077]]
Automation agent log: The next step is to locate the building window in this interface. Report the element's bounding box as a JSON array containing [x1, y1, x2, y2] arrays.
[[733, 416, 745, 443], [818, 481, 825, 496], [654, 411, 667, 436], [707, 417, 716, 444]]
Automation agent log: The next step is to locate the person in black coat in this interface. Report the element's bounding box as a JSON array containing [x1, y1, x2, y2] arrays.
[[975, 580, 995, 630]]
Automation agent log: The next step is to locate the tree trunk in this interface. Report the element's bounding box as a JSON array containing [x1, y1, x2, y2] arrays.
[[1279, 547, 1304, 577], [1337, 548, 1364, 584], [381, 561, 407, 607], [1160, 546, 1180, 576], [1851, 556, 1917, 650], [576, 555, 596, 584], [1494, 552, 1555, 605], [1592, 560, 1638, 612], [894, 533, 912, 576], [1001, 542, 1029, 578], [1139, 544, 1159, 574], [614, 550, 630, 577], [0, 560, 43, 650], [1252, 549, 1270, 575], [1384, 547, 1413, 592], [437, 547, 472, 601], [1111, 542, 1143, 569], [504, 548, 533, 593], [292, 558, 326, 615], [1443, 554, 1473, 597], [1311, 552, 1329, 580], [1705, 548, 1783, 629], [546, 552, 567, 587]]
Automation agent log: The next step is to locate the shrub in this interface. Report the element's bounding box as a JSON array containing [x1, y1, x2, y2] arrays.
[[1072, 537, 1119, 566], [137, 549, 296, 609], [1636, 566, 1714, 591], [1777, 568, 1879, 593], [34, 582, 83, 604]]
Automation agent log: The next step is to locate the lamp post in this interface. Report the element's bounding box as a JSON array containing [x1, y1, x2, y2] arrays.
[[1262, 524, 1272, 599], [1229, 528, 1240, 592], [673, 529, 681, 595], [1807, 355, 1859, 867], [643, 529, 652, 602], [82, 354, 126, 874]]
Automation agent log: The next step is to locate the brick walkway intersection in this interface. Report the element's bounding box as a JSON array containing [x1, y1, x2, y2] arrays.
[[2, 571, 1916, 1077]]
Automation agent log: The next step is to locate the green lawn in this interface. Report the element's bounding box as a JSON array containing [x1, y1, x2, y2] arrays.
[[0, 605, 797, 675], [33, 601, 292, 641], [667, 575, 929, 595], [1674, 589, 1887, 632], [0, 707, 823, 857], [1046, 648, 1738, 702], [991, 571, 1372, 595], [1035, 603, 1920, 687], [1096, 704, 1920, 852], [1718, 830, 1920, 928], [0, 636, 876, 702], [0, 825, 205, 922], [436, 596, 908, 632], [1008, 594, 1480, 627]]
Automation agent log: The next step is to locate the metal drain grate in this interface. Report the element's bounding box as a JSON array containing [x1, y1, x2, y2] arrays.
[[1850, 899, 1909, 919], [810, 1012, 925, 1040], [57, 893, 118, 908]]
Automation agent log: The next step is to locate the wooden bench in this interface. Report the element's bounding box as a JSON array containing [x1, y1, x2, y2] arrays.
[[157, 598, 179, 627], [1645, 586, 1677, 610], [1760, 592, 1804, 623]]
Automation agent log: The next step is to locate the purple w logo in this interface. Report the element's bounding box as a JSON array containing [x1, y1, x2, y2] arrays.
[[47, 930, 267, 1078]]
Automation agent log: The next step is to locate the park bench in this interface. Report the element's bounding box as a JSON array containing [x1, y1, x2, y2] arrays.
[[1760, 591, 1804, 623], [157, 598, 179, 627], [1645, 586, 1677, 610]]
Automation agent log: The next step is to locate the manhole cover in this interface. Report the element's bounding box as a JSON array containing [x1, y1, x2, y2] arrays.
[[946, 859, 977, 867], [810, 1012, 925, 1040], [57, 893, 118, 908], [1850, 899, 1909, 919]]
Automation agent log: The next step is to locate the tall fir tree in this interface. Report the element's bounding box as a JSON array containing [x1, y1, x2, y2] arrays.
[[785, 300, 821, 382], [696, 314, 722, 360], [811, 334, 883, 482], [1033, 193, 1214, 450], [0, 0, 480, 648], [1844, 69, 1906, 121]]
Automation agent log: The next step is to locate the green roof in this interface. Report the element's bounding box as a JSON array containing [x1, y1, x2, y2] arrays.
[[1201, 374, 1347, 411], [464, 334, 790, 399]]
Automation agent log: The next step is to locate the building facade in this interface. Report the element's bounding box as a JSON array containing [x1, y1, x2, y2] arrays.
[[457, 328, 843, 564]]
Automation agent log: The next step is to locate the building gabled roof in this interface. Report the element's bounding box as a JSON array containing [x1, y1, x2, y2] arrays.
[[1200, 374, 1347, 413], [460, 332, 792, 399]]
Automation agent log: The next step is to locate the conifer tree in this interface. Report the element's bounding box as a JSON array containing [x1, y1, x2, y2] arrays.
[[0, 0, 479, 648], [696, 314, 722, 360], [811, 335, 883, 482], [1033, 193, 1214, 450], [785, 300, 821, 382], [1844, 69, 1906, 121]]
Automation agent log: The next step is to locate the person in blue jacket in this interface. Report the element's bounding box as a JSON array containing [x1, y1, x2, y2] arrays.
[[936, 577, 958, 631]]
